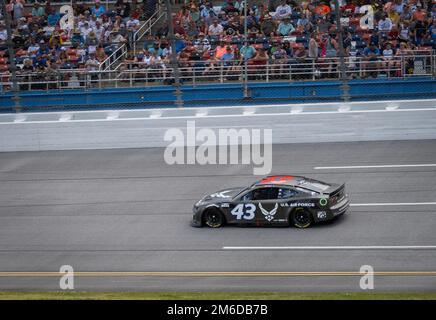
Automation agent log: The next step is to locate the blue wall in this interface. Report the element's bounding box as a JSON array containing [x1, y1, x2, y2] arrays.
[[0, 78, 435, 112]]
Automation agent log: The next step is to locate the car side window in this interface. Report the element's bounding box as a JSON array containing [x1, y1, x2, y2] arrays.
[[241, 188, 279, 201], [278, 188, 299, 199]]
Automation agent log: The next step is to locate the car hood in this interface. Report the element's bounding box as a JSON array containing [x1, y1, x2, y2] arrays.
[[197, 187, 243, 205]]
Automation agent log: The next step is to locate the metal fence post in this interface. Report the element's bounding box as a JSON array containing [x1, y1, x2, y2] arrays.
[[1, 0, 21, 112], [165, 0, 183, 108], [334, 0, 350, 102]]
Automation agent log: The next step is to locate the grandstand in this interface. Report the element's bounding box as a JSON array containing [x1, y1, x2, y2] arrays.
[[0, 0, 435, 91]]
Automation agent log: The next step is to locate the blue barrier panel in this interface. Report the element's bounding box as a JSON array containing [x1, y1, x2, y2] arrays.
[[0, 78, 435, 112]]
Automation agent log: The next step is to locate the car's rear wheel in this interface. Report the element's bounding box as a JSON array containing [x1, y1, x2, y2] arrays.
[[203, 209, 224, 228], [291, 208, 312, 228]]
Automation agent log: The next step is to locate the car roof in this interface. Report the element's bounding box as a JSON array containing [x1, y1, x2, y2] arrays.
[[253, 175, 331, 192], [254, 175, 303, 187]]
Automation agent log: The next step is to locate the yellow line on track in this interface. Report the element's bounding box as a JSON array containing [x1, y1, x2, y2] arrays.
[[0, 271, 435, 277]]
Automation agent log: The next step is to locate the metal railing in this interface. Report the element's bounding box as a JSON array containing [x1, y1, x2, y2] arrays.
[[98, 44, 128, 71], [132, 10, 167, 54], [98, 7, 166, 71], [1, 53, 434, 92]]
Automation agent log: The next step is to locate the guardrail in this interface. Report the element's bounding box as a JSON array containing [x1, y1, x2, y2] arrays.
[[1, 53, 434, 92]]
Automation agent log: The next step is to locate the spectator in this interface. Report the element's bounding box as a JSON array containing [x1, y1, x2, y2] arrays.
[[8, 0, 24, 21], [378, 14, 394, 33], [174, 20, 186, 36], [314, 1, 331, 17], [412, 4, 427, 22], [308, 33, 319, 59], [0, 24, 7, 43], [47, 8, 61, 27], [27, 38, 40, 58], [261, 14, 275, 37], [240, 42, 257, 60], [430, 19, 436, 40], [277, 18, 295, 36], [85, 52, 100, 71], [221, 46, 234, 67], [214, 41, 227, 59], [363, 42, 381, 77], [274, 0, 292, 20], [398, 21, 412, 42], [382, 42, 395, 74], [208, 19, 224, 36], [193, 32, 211, 53], [31, 2, 45, 18], [92, 0, 106, 18]]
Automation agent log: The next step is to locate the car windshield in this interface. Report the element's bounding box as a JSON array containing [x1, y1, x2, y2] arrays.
[[233, 186, 250, 200]]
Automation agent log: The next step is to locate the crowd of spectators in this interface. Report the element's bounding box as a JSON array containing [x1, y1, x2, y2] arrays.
[[1, 0, 435, 88], [0, 0, 158, 88], [130, 0, 436, 80]]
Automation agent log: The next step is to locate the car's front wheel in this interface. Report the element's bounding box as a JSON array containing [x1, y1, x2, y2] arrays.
[[203, 209, 224, 228], [291, 208, 312, 228]]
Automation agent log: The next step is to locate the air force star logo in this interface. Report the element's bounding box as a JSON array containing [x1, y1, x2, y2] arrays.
[[259, 203, 278, 222]]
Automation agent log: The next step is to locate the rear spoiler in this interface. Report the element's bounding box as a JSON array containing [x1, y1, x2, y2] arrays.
[[323, 183, 345, 196]]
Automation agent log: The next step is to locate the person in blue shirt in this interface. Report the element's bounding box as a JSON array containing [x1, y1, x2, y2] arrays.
[[71, 29, 85, 47], [174, 34, 186, 54], [47, 8, 61, 26], [240, 42, 256, 60], [363, 42, 381, 57], [92, 1, 106, 18], [363, 42, 381, 77], [221, 46, 234, 67], [148, 42, 163, 57], [277, 18, 295, 36]]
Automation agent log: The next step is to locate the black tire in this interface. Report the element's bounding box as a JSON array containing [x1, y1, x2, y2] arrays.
[[203, 209, 224, 228], [291, 208, 312, 228]]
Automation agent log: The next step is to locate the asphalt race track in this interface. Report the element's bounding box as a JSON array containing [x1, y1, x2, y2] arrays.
[[0, 140, 435, 292]]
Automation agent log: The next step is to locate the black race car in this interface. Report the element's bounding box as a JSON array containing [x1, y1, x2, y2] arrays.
[[192, 175, 349, 228]]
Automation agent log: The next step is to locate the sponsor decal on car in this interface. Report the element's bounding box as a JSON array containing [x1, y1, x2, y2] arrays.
[[280, 202, 315, 207], [259, 203, 278, 222], [317, 211, 327, 219]]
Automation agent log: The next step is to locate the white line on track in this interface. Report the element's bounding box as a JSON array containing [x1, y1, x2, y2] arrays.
[[314, 164, 436, 169], [351, 202, 436, 206], [222, 245, 436, 250]]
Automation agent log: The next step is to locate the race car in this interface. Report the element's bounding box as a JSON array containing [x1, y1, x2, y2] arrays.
[[191, 175, 350, 228]]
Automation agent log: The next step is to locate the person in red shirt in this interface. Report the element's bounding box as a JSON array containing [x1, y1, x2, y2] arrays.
[[314, 1, 331, 16], [412, 4, 427, 22]]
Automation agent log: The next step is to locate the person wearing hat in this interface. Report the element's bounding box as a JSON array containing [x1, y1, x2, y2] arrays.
[[71, 29, 85, 46], [32, 2, 45, 18], [86, 31, 99, 49], [220, 45, 234, 68], [261, 13, 275, 37], [194, 32, 211, 52]]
